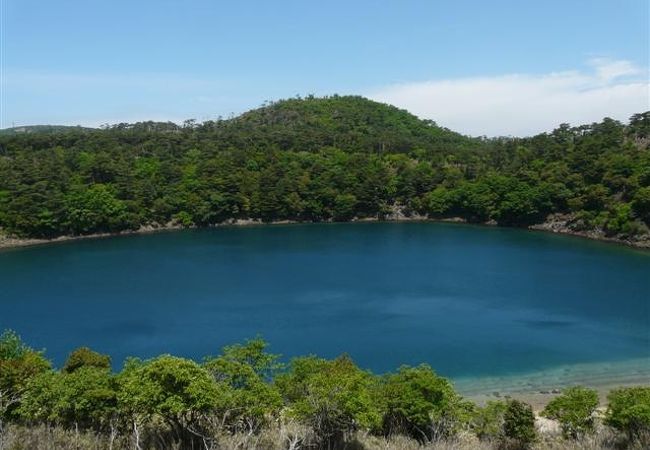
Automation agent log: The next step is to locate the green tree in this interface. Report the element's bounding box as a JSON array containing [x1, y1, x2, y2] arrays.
[[380, 364, 466, 441], [605, 203, 637, 235], [503, 399, 536, 449], [605, 387, 650, 443], [0, 330, 30, 360], [276, 355, 381, 447], [542, 386, 599, 438], [63, 347, 111, 374], [203, 338, 283, 431], [64, 184, 129, 234], [19, 367, 117, 430], [118, 355, 221, 445], [457, 181, 496, 222], [423, 186, 454, 216], [0, 98, 648, 241], [332, 193, 358, 221], [632, 186, 650, 223], [0, 330, 51, 422], [580, 184, 610, 211], [16, 370, 63, 423], [472, 400, 507, 441]]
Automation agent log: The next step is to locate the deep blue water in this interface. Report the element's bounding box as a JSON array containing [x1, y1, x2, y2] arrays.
[[1, 222, 648, 379]]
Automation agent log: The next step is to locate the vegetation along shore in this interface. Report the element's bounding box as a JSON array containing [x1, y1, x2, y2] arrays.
[[1, 330, 649, 450], [1, 213, 650, 252], [1, 96, 649, 250]]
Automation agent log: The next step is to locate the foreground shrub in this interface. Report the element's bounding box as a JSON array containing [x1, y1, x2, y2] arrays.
[[203, 338, 283, 432], [605, 387, 650, 443], [380, 364, 470, 441], [472, 400, 507, 441], [62, 347, 111, 374], [542, 386, 599, 438], [19, 367, 117, 430], [3, 329, 650, 449], [502, 399, 536, 449], [276, 354, 381, 448], [0, 330, 31, 361], [117, 355, 221, 446], [16, 371, 63, 423], [0, 330, 51, 422]]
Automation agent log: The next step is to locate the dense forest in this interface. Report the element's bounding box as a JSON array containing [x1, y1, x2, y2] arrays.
[[1, 330, 649, 450], [0, 96, 649, 246]]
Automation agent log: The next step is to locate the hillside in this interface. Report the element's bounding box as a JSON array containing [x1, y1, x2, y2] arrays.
[[209, 95, 476, 154], [0, 96, 648, 246], [0, 124, 95, 135]]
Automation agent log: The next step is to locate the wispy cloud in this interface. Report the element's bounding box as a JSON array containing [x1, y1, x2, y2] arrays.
[[368, 58, 649, 137], [3, 60, 648, 133], [588, 57, 641, 82]]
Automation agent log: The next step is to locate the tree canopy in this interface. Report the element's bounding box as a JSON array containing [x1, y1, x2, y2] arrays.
[[0, 96, 647, 244], [2, 330, 650, 449]]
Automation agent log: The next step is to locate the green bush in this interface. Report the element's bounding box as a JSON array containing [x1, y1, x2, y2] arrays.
[[19, 367, 117, 429], [64, 184, 129, 234], [203, 338, 283, 431], [605, 387, 650, 443], [503, 399, 536, 449], [3, 328, 650, 449], [0, 331, 51, 421], [632, 186, 650, 222], [276, 354, 381, 447], [379, 364, 467, 441], [0, 330, 30, 361], [16, 371, 63, 423], [423, 187, 454, 216], [117, 355, 221, 444], [472, 400, 507, 440], [542, 386, 599, 438], [62, 347, 111, 373]]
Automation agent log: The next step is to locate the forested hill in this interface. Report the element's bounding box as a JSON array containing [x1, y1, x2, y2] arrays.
[[0, 95, 649, 245], [216, 95, 474, 154], [0, 125, 95, 136]]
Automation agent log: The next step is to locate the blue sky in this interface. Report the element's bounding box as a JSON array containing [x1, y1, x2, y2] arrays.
[[1, 0, 648, 135]]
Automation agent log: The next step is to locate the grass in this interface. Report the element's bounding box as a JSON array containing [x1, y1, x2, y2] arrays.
[[2, 423, 648, 450]]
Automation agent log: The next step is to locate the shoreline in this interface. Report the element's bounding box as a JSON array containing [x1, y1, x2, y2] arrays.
[[1, 215, 649, 252], [467, 383, 647, 412], [2, 219, 646, 412], [455, 358, 650, 410], [528, 213, 650, 250]]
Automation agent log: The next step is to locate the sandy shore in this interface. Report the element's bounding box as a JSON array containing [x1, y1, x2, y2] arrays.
[[466, 383, 648, 411], [456, 358, 650, 410]]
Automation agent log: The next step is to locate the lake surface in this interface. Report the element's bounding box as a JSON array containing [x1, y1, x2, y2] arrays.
[[1, 222, 648, 385]]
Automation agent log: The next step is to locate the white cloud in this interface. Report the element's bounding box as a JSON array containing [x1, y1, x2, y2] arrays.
[[588, 57, 641, 82], [368, 59, 649, 137]]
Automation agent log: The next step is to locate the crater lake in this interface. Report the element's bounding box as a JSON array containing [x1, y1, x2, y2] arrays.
[[1, 222, 648, 391]]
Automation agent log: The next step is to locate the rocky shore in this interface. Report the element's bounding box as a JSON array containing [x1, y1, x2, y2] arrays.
[[529, 213, 650, 249], [1, 212, 649, 251]]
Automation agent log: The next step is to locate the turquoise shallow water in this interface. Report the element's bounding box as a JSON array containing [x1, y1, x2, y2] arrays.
[[0, 222, 648, 383]]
